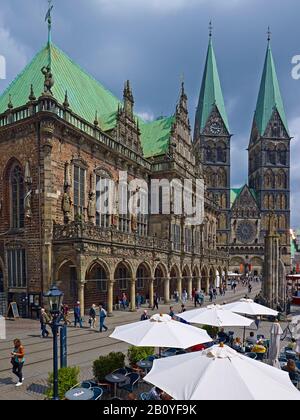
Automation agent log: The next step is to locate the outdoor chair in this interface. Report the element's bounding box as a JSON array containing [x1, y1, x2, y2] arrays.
[[112, 368, 128, 376], [146, 355, 158, 362], [245, 352, 257, 360], [118, 373, 140, 392], [161, 348, 177, 357], [91, 387, 104, 400], [255, 352, 265, 362]]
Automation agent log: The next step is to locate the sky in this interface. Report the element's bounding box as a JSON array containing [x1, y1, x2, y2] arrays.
[[0, 0, 299, 226]]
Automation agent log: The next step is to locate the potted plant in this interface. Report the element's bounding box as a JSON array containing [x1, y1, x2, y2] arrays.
[[45, 366, 80, 400], [127, 346, 155, 368], [93, 352, 125, 383]]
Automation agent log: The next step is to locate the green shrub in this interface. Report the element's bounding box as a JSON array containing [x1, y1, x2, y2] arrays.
[[127, 346, 155, 365], [201, 325, 219, 339], [93, 352, 125, 382], [45, 366, 80, 400]]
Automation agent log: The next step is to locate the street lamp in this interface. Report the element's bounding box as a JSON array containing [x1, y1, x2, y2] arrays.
[[44, 285, 64, 400]]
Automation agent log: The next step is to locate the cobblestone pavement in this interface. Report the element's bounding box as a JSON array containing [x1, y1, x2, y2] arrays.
[[1, 282, 290, 400]]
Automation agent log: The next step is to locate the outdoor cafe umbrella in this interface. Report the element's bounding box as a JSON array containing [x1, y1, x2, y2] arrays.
[[222, 299, 278, 342], [144, 344, 300, 400], [109, 314, 212, 349], [177, 305, 253, 328], [222, 299, 278, 317]]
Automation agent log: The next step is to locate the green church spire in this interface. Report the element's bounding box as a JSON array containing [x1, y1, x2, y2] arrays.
[[195, 33, 230, 135], [254, 35, 289, 136]]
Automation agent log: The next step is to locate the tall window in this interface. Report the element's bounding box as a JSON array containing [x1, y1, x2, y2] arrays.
[[7, 249, 26, 288], [117, 266, 128, 291], [171, 224, 181, 251], [137, 190, 148, 237], [74, 165, 85, 216], [137, 267, 146, 290], [96, 175, 111, 228], [184, 228, 193, 253], [95, 267, 107, 292], [11, 165, 24, 229], [119, 184, 130, 233]]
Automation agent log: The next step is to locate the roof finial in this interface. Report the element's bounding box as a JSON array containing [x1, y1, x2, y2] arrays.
[[29, 84, 36, 102], [45, 0, 53, 46], [94, 111, 99, 127], [8, 94, 13, 110], [267, 26, 271, 43], [209, 20, 213, 39], [63, 90, 70, 108]]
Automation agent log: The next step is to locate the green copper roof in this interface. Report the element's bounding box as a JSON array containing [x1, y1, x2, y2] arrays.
[[0, 43, 122, 131], [140, 116, 175, 158], [230, 186, 258, 208], [254, 43, 289, 136], [195, 39, 229, 133], [0, 42, 176, 158]]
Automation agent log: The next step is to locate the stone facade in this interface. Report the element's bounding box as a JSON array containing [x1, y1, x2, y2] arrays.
[[0, 89, 228, 317]]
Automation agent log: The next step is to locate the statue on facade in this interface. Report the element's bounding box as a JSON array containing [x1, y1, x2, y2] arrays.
[[24, 190, 32, 219], [87, 191, 96, 220], [268, 212, 277, 235], [62, 187, 72, 223], [41, 66, 54, 95], [131, 213, 138, 233]]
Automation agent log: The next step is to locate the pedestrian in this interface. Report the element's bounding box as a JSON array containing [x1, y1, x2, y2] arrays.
[[248, 284, 252, 294], [62, 304, 71, 326], [199, 290, 205, 306], [233, 282, 237, 294], [89, 304, 97, 329], [141, 310, 149, 321], [209, 289, 213, 303], [174, 290, 179, 304], [169, 306, 176, 319], [213, 288, 217, 300], [180, 304, 186, 313], [121, 293, 128, 310], [74, 301, 83, 328], [255, 316, 260, 331], [182, 289, 188, 304], [194, 290, 199, 307], [99, 305, 108, 333], [11, 339, 25, 387], [152, 293, 159, 311], [136, 293, 142, 309], [40, 308, 51, 338]]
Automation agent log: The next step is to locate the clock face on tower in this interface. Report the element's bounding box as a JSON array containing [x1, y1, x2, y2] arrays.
[[210, 122, 222, 135], [236, 221, 256, 244]]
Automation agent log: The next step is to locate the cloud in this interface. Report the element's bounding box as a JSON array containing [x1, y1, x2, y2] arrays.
[[95, 0, 199, 15], [136, 111, 155, 122], [289, 115, 300, 227]]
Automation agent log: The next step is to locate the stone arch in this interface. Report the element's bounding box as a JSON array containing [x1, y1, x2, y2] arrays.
[[182, 265, 192, 292], [264, 169, 274, 189], [136, 262, 152, 300], [170, 264, 181, 297], [56, 260, 78, 306], [192, 265, 201, 290], [201, 266, 209, 293], [230, 256, 246, 274], [250, 257, 263, 276], [114, 261, 133, 302], [154, 263, 168, 300], [85, 260, 110, 309]]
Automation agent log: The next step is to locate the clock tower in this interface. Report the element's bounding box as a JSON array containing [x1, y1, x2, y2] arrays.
[[194, 31, 231, 248]]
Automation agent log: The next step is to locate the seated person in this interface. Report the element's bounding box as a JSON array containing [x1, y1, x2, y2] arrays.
[[232, 337, 243, 351], [252, 340, 267, 354], [282, 360, 300, 383], [246, 332, 257, 346], [188, 343, 207, 352], [286, 338, 297, 352], [218, 328, 229, 343], [148, 386, 162, 401]]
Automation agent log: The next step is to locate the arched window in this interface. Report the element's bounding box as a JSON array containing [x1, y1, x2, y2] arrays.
[[267, 145, 276, 165], [216, 144, 226, 163], [277, 144, 287, 166], [11, 165, 24, 229], [206, 144, 215, 163], [96, 172, 112, 228]]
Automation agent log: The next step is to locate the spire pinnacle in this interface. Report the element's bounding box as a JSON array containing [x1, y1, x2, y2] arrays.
[[267, 26, 271, 43], [209, 20, 213, 39], [29, 84, 36, 102], [63, 90, 70, 108], [45, 0, 54, 67]]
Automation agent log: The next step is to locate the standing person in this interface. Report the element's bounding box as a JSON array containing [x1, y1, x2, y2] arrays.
[[121, 293, 128, 310], [194, 290, 199, 307], [233, 282, 237, 294], [62, 304, 71, 326], [74, 301, 83, 328], [141, 310, 149, 321], [136, 293, 142, 309], [169, 306, 176, 320], [11, 339, 25, 387], [99, 305, 108, 333], [182, 289, 188, 304], [89, 304, 97, 329], [40, 308, 51, 338], [213, 288, 217, 300], [174, 290, 179, 304], [248, 283, 252, 294], [254, 316, 260, 331], [152, 293, 159, 311], [209, 289, 213, 303], [199, 290, 205, 307]]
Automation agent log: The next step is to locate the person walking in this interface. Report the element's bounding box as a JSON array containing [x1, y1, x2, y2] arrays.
[[40, 308, 51, 338], [99, 305, 108, 333], [174, 290, 179, 304], [209, 289, 213, 303], [121, 293, 128, 310], [182, 289, 188, 304], [136, 293, 142, 309], [194, 290, 199, 307], [254, 316, 260, 331], [74, 301, 83, 328], [62, 304, 71, 326], [89, 304, 97, 329], [11, 339, 25, 387], [152, 293, 159, 311]]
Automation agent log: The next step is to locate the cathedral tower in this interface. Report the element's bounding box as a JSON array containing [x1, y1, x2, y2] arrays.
[[194, 29, 231, 247], [248, 35, 291, 269]]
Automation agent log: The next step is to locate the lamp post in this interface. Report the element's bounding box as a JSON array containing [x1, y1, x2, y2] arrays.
[[44, 285, 64, 400]]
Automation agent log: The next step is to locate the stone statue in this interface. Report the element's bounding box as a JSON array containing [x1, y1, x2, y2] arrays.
[[41, 66, 54, 95], [62, 188, 71, 222], [268, 212, 277, 235], [87, 191, 96, 220], [131, 214, 138, 233], [24, 190, 32, 219]]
